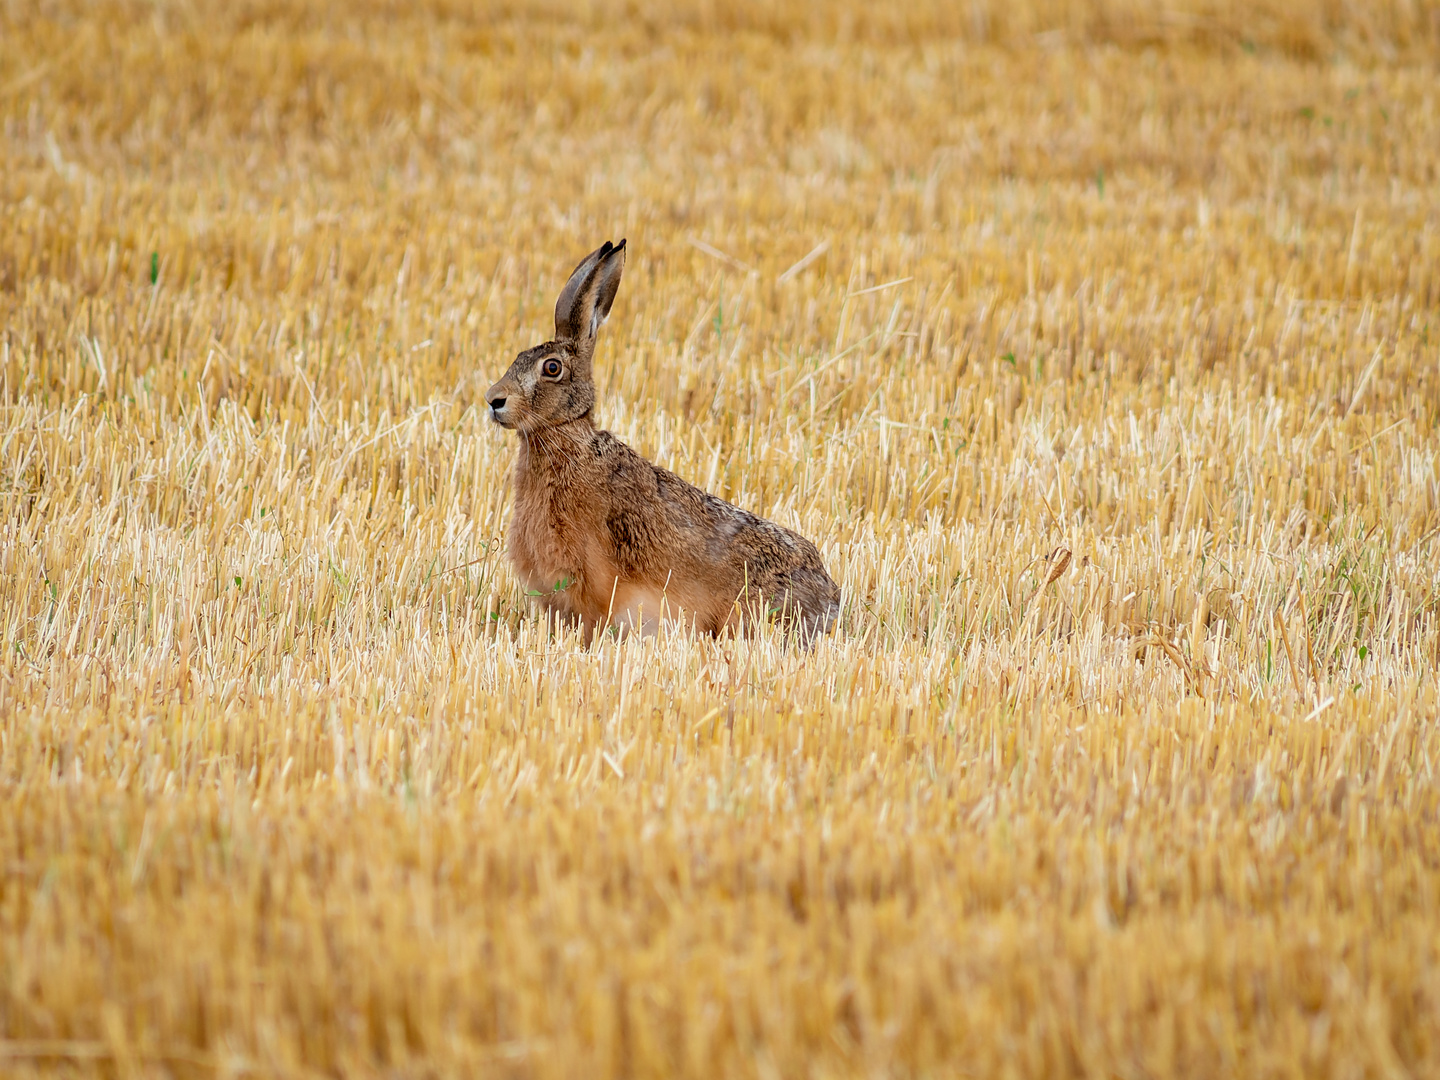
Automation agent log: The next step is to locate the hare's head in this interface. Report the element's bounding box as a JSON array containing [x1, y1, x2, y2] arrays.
[[486, 240, 626, 432]]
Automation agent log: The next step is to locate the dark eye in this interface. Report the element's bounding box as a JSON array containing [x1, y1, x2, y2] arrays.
[[542, 358, 563, 378]]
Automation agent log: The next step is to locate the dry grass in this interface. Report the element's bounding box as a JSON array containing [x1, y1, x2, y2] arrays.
[[3, 1, 1440, 1076]]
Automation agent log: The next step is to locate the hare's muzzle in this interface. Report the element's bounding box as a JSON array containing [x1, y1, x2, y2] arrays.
[[485, 385, 512, 427]]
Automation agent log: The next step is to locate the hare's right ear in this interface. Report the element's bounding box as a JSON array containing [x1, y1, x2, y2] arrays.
[[554, 239, 626, 347]]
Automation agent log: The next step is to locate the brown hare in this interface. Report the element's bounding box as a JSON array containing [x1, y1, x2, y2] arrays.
[[485, 240, 840, 644]]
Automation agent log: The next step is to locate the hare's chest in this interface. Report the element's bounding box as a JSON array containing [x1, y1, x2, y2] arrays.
[[508, 462, 614, 597]]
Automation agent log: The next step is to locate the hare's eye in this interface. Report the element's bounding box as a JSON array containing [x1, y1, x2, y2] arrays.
[[542, 359, 563, 378]]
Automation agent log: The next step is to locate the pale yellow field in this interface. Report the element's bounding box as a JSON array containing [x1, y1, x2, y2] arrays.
[[3, 2, 1440, 1076]]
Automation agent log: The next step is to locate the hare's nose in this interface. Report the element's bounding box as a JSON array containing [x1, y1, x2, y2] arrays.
[[488, 395, 507, 411]]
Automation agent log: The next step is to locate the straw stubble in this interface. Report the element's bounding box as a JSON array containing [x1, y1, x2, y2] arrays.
[[2, 1, 1439, 1076]]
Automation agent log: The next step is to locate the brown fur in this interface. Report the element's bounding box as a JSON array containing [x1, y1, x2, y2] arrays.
[[486, 240, 840, 643]]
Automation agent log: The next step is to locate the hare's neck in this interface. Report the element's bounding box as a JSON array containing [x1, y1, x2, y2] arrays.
[[516, 418, 597, 477]]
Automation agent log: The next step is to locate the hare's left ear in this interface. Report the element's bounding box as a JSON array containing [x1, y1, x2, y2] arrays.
[[554, 239, 626, 346]]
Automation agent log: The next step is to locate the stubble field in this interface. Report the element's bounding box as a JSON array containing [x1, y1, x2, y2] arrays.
[[3, 1, 1440, 1076]]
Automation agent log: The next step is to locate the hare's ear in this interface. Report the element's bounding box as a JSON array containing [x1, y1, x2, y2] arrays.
[[554, 239, 626, 346]]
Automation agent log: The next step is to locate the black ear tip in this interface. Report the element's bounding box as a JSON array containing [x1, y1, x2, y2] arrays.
[[613, 238, 626, 253]]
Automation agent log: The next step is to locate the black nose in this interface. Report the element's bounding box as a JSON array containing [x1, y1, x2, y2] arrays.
[[490, 397, 507, 411]]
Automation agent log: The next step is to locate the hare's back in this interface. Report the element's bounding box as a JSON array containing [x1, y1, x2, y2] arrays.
[[597, 431, 839, 635], [668, 476, 839, 623]]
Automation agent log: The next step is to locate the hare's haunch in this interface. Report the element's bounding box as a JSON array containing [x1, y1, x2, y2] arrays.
[[486, 240, 840, 643]]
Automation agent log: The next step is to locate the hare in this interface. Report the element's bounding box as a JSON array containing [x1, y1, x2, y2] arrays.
[[485, 240, 840, 644]]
